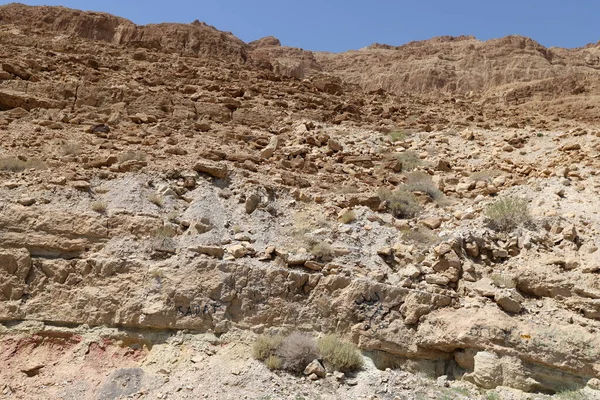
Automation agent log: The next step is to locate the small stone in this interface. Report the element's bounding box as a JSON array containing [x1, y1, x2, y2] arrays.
[[562, 224, 578, 242], [434, 159, 452, 172], [333, 371, 345, 381], [245, 194, 260, 214], [564, 258, 580, 270], [304, 261, 324, 271], [21, 364, 44, 377], [561, 142, 581, 151], [71, 180, 91, 191], [425, 274, 450, 285], [434, 243, 452, 256], [189, 246, 224, 259], [420, 217, 442, 229], [495, 291, 523, 313], [17, 197, 35, 206], [227, 245, 247, 259], [193, 160, 229, 180], [377, 247, 393, 256], [328, 139, 343, 152], [588, 378, 600, 390]]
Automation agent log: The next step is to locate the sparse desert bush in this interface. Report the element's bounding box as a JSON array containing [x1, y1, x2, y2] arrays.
[[91, 200, 108, 213], [265, 355, 282, 370], [339, 210, 356, 224], [277, 332, 318, 373], [485, 196, 530, 231], [117, 150, 146, 163], [253, 334, 284, 361], [378, 188, 421, 219], [148, 193, 165, 207], [403, 171, 443, 200], [396, 150, 422, 171], [166, 210, 179, 223], [310, 242, 334, 260], [58, 141, 82, 156], [485, 392, 501, 400], [389, 130, 407, 142], [402, 226, 441, 248], [0, 156, 47, 172], [317, 334, 363, 372]]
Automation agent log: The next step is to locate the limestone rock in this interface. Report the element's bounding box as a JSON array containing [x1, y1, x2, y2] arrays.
[[193, 161, 229, 180], [304, 359, 326, 378]]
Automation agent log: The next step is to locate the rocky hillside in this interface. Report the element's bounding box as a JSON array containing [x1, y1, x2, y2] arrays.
[[0, 3, 599, 400]]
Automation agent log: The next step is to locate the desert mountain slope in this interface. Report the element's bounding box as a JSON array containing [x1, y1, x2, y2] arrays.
[[0, 3, 600, 400]]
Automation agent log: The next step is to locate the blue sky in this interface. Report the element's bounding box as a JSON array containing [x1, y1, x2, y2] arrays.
[[7, 1, 600, 52]]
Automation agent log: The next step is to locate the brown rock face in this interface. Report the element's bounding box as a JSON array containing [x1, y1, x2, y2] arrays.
[[0, 3, 248, 63]]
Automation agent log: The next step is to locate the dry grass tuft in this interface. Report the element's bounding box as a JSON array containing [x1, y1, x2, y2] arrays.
[[91, 200, 108, 214], [317, 334, 363, 372], [0, 157, 47, 172], [485, 196, 530, 231], [339, 210, 357, 224], [253, 334, 284, 361]]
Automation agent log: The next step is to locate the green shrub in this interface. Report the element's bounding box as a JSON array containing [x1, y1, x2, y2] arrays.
[[396, 151, 422, 171], [253, 334, 284, 361], [485, 196, 529, 231], [277, 332, 318, 373], [378, 188, 421, 219], [317, 334, 363, 372]]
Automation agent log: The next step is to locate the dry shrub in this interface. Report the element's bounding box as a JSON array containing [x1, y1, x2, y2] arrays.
[[91, 200, 108, 213], [396, 150, 422, 171], [265, 355, 282, 370], [0, 157, 47, 172], [378, 188, 421, 219], [253, 334, 284, 361], [485, 196, 530, 231], [58, 141, 82, 156], [317, 334, 363, 373], [277, 332, 318, 373], [310, 242, 333, 260], [339, 210, 357, 224], [389, 130, 407, 142], [404, 171, 443, 200], [403, 226, 441, 248]]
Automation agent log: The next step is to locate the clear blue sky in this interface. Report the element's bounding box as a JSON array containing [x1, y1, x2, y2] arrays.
[[6, 1, 600, 52]]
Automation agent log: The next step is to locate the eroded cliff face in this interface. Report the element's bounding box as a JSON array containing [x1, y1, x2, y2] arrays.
[[0, 3, 600, 399]]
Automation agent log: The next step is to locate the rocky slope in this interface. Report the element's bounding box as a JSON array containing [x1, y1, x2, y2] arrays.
[[0, 3, 600, 399]]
